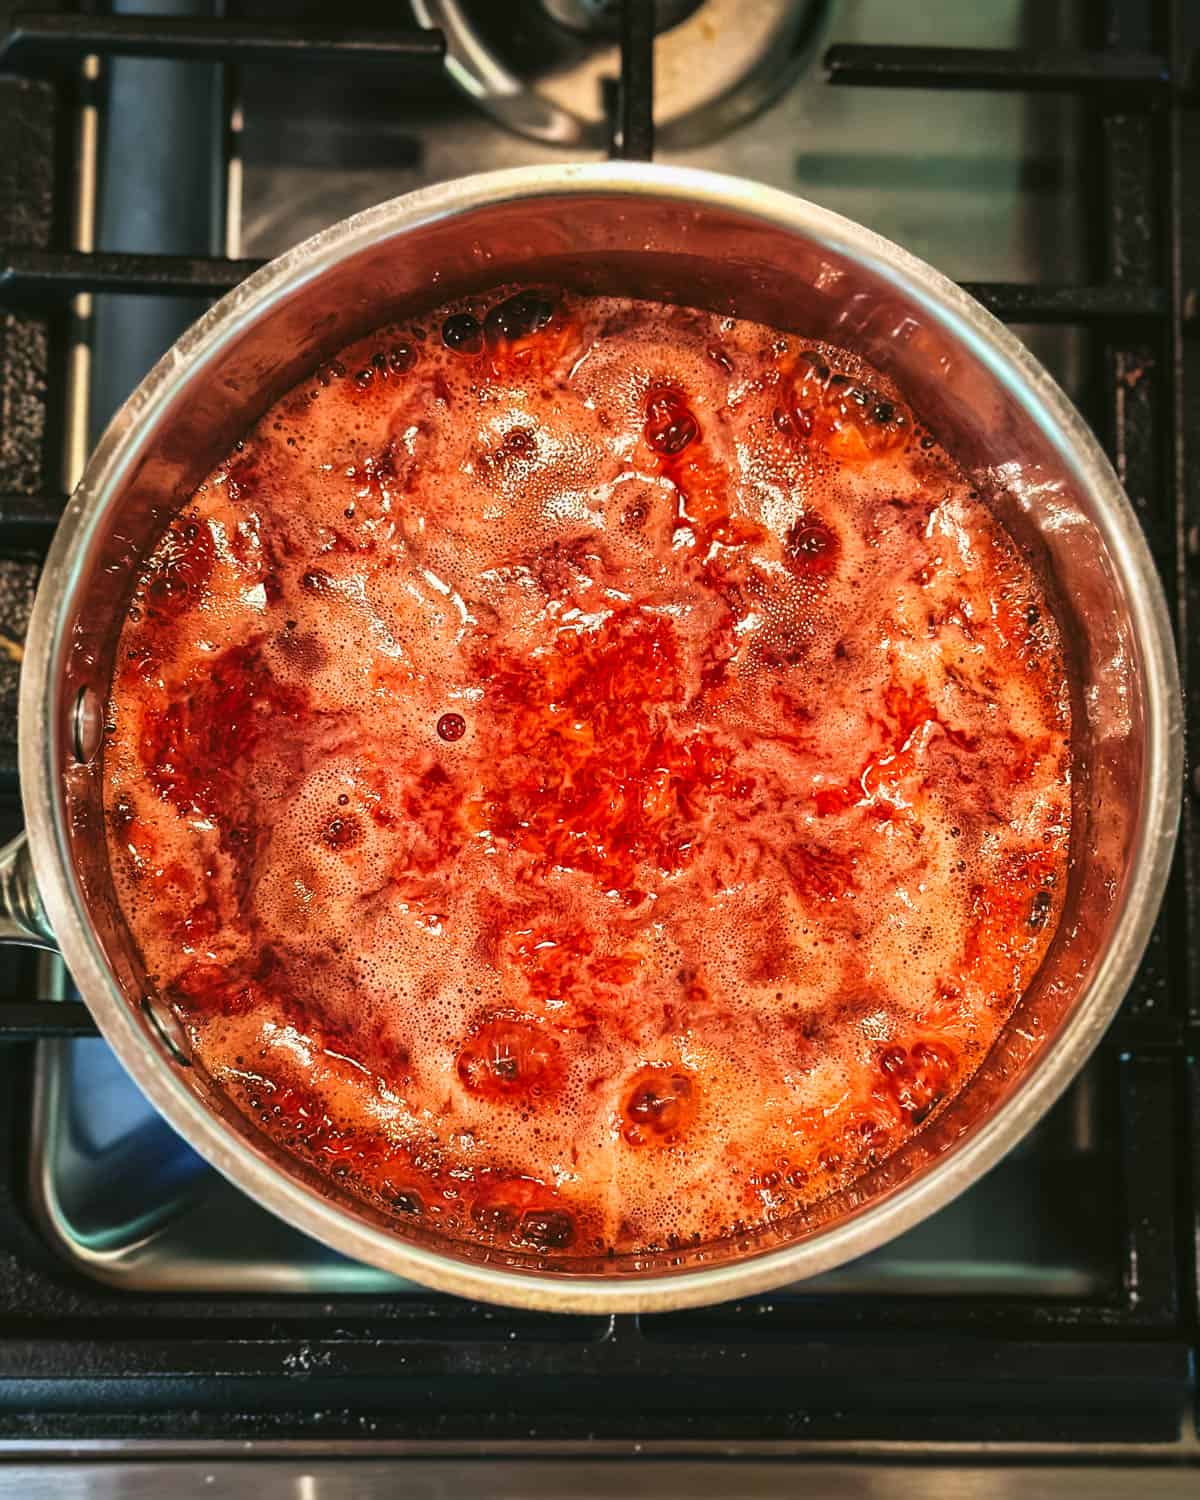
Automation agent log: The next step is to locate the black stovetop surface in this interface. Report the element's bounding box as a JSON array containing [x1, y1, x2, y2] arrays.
[[0, 0, 1195, 1455]]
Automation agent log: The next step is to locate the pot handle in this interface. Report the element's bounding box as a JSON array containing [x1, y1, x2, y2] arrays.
[[0, 832, 57, 950]]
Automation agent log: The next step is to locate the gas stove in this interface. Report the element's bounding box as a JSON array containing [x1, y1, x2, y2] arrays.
[[0, 0, 1196, 1487]]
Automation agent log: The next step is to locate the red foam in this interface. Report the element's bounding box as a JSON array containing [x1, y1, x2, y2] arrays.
[[102, 290, 1072, 1257]]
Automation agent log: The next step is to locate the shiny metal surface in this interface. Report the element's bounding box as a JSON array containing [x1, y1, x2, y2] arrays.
[[411, 0, 826, 150], [13, 162, 1183, 1311], [30, 1032, 424, 1291], [30, 1032, 1111, 1295], [539, 0, 702, 36], [4, 1460, 1200, 1498], [0, 834, 55, 948], [239, 4, 1083, 296]]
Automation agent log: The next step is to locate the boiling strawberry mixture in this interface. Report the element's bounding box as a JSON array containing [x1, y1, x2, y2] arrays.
[[103, 289, 1071, 1258]]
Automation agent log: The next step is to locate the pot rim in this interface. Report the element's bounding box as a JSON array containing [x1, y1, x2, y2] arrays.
[[20, 162, 1183, 1313]]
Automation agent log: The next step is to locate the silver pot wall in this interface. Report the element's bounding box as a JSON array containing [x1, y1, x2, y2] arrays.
[[3, 164, 1182, 1311]]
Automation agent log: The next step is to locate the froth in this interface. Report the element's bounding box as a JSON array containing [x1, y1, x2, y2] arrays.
[[102, 287, 1071, 1258]]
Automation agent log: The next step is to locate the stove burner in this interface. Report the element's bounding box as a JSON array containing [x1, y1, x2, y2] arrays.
[[411, 0, 830, 150], [539, 0, 702, 39]]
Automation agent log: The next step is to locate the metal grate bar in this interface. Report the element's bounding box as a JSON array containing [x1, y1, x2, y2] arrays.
[[0, 247, 263, 300], [960, 282, 1167, 322], [0, 249, 1172, 325], [1, 12, 445, 72], [0, 493, 63, 551], [825, 43, 1171, 95], [0, 1002, 95, 1039], [613, 0, 654, 160]]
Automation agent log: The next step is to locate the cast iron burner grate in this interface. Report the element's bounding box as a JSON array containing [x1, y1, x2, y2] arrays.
[[0, 0, 1194, 1456]]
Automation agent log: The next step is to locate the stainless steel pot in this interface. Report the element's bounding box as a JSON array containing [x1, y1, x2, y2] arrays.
[[4, 164, 1182, 1312]]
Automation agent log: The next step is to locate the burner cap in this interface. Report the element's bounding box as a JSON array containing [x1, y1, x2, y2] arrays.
[[412, 0, 830, 151], [539, 0, 702, 39]]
